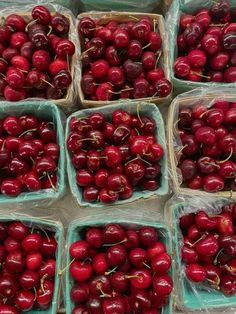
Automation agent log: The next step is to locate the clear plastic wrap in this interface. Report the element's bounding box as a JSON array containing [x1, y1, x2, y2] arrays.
[[0, 100, 65, 207], [167, 87, 236, 198], [78, 0, 160, 13], [64, 209, 174, 314], [165, 194, 236, 313], [0, 212, 64, 314], [0, 2, 78, 112], [65, 101, 169, 207], [76, 11, 171, 108], [167, 0, 236, 94]]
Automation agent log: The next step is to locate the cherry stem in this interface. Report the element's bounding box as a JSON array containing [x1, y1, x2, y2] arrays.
[[41, 78, 54, 88], [66, 53, 70, 70], [155, 51, 162, 69], [135, 128, 140, 135], [137, 103, 144, 127], [25, 18, 38, 32], [0, 58, 7, 64], [142, 42, 151, 49], [217, 147, 233, 164], [0, 73, 6, 79], [1, 140, 5, 151], [99, 288, 112, 298], [18, 68, 28, 74], [125, 275, 141, 279], [177, 144, 188, 154], [79, 47, 94, 60], [209, 23, 226, 27], [40, 274, 47, 293], [103, 238, 127, 247], [192, 71, 210, 79], [128, 15, 139, 21], [190, 234, 206, 247], [81, 257, 92, 265], [78, 137, 98, 143], [125, 155, 152, 166], [225, 265, 236, 273], [30, 157, 35, 165], [59, 258, 75, 276], [111, 88, 133, 95], [39, 226, 50, 241], [213, 248, 224, 265], [32, 287, 37, 301], [205, 162, 220, 169], [143, 262, 151, 269], [153, 19, 157, 32], [47, 25, 52, 36], [47, 173, 56, 191], [206, 278, 220, 289], [88, 26, 102, 31], [105, 266, 118, 276], [19, 128, 37, 138]]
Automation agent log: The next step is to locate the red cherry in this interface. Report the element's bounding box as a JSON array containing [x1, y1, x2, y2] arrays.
[[70, 261, 93, 282], [152, 274, 173, 296], [32, 5, 51, 25], [6, 14, 26, 31]]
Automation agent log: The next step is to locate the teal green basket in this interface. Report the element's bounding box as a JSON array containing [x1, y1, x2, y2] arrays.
[[169, 0, 236, 94], [0, 101, 65, 204], [65, 101, 169, 207], [172, 201, 236, 311], [65, 218, 173, 314], [0, 214, 64, 314]]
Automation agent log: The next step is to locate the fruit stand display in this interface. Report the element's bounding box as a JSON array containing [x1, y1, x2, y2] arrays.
[[0, 1, 236, 314]]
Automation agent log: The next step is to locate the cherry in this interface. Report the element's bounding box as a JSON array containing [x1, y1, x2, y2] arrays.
[[220, 275, 236, 296], [92, 253, 108, 274], [26, 252, 42, 270], [86, 227, 103, 248], [32, 5, 51, 25], [102, 296, 126, 314], [0, 26, 11, 43], [20, 41, 33, 60], [129, 268, 152, 289], [105, 46, 121, 66], [195, 234, 219, 256], [107, 67, 125, 87], [96, 82, 113, 101], [6, 14, 26, 31], [113, 29, 130, 48], [127, 40, 142, 59], [32, 50, 50, 71], [70, 261, 93, 282], [70, 240, 89, 260], [49, 58, 68, 76], [6, 68, 25, 90], [155, 79, 172, 97], [186, 263, 206, 283], [78, 16, 96, 38], [210, 0, 230, 20], [131, 290, 151, 311], [103, 224, 125, 244], [5, 250, 25, 273], [41, 237, 57, 256], [39, 259, 56, 278], [15, 290, 35, 311], [71, 283, 89, 303], [201, 34, 219, 55], [188, 49, 207, 68], [106, 244, 127, 266], [216, 212, 234, 235], [1, 178, 22, 197], [152, 274, 173, 296], [139, 226, 158, 247], [56, 39, 75, 58], [20, 270, 39, 290], [195, 126, 217, 146], [203, 174, 225, 192], [10, 32, 28, 49], [0, 275, 18, 298], [224, 66, 236, 82], [51, 12, 69, 35], [131, 21, 151, 43]]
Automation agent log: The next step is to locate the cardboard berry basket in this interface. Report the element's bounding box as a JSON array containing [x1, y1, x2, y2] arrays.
[[167, 0, 236, 94], [65, 216, 174, 314], [65, 101, 169, 207], [0, 214, 64, 314], [0, 100, 65, 205], [166, 196, 236, 311], [167, 87, 236, 199], [0, 5, 77, 112], [77, 11, 171, 108]]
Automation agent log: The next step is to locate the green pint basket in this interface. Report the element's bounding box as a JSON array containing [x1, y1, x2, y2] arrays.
[[169, 0, 236, 94], [0, 214, 64, 314], [0, 101, 65, 204], [65, 218, 173, 314], [65, 101, 169, 207], [172, 202, 236, 310]]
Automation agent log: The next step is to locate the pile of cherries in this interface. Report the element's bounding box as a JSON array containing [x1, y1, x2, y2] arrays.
[[180, 202, 236, 296], [69, 223, 173, 314], [78, 15, 172, 101], [0, 5, 75, 101], [0, 113, 59, 197], [67, 108, 164, 204], [174, 0, 236, 83], [177, 99, 236, 193], [0, 220, 57, 313]]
